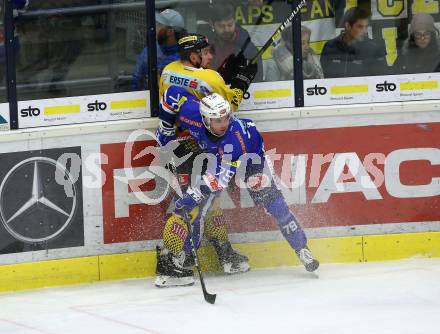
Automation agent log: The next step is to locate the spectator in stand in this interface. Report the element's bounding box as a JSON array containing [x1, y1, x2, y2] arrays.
[[131, 9, 185, 91], [206, 1, 263, 82], [320, 7, 387, 78], [393, 13, 440, 74], [267, 25, 323, 81]]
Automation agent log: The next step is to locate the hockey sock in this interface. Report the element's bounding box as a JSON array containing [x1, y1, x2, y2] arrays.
[[265, 197, 307, 250]]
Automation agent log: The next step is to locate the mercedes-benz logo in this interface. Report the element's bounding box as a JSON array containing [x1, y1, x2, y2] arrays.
[[0, 157, 77, 243]]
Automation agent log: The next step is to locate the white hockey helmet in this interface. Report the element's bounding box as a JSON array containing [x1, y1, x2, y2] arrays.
[[199, 93, 232, 136]]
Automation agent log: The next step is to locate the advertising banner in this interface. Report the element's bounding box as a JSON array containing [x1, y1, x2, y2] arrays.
[[237, 72, 440, 110], [0, 147, 84, 254], [101, 122, 440, 244], [304, 73, 440, 106], [101, 140, 170, 244], [18, 91, 150, 128], [226, 122, 440, 234], [0, 103, 9, 131], [238, 80, 295, 111]]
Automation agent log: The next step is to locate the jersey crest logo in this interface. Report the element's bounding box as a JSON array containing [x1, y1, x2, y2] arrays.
[[167, 93, 187, 112]]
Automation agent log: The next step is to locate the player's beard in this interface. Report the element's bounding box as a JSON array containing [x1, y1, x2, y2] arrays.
[[219, 31, 235, 42], [354, 33, 367, 42], [191, 55, 202, 68]]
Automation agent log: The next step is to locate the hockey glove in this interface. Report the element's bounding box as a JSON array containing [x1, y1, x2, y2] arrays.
[[174, 186, 204, 220], [156, 120, 176, 146], [230, 61, 258, 93], [217, 52, 248, 84]]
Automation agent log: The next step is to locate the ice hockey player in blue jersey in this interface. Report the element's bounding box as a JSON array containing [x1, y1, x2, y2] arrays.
[[155, 86, 319, 287]]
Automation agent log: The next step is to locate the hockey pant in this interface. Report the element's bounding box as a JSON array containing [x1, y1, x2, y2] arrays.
[[162, 193, 228, 256], [163, 139, 228, 256]]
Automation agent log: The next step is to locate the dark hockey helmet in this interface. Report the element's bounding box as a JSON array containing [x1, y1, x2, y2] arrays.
[[178, 34, 210, 57]]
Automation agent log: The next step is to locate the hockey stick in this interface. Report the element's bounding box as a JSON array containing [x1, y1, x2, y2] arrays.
[[219, 0, 303, 84], [183, 214, 217, 304], [167, 138, 217, 304], [249, 0, 307, 65], [238, 0, 276, 57]]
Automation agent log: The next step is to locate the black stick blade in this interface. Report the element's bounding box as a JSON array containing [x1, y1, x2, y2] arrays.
[[204, 292, 217, 304]]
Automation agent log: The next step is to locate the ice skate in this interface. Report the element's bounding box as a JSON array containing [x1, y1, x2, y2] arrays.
[[183, 251, 195, 269], [296, 247, 320, 272], [212, 240, 250, 274], [155, 246, 195, 287]]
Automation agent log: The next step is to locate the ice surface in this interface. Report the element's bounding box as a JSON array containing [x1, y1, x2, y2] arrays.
[[0, 259, 439, 334]]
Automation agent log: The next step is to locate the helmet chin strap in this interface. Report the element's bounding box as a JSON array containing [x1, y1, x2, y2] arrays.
[[202, 116, 222, 137], [208, 127, 223, 137]]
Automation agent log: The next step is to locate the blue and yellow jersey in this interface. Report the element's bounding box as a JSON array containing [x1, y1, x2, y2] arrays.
[[159, 60, 243, 111]]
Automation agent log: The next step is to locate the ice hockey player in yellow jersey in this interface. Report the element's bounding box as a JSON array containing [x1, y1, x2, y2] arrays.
[[159, 34, 257, 111]]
